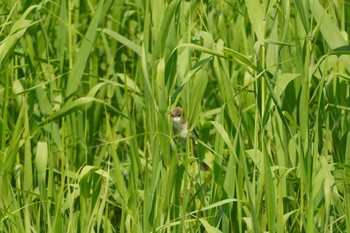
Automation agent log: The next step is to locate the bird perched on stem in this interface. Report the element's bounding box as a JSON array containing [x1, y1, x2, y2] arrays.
[[169, 106, 209, 170]]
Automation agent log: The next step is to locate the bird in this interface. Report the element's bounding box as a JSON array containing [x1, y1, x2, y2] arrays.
[[169, 106, 209, 170]]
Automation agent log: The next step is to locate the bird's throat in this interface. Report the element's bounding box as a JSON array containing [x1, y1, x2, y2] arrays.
[[173, 117, 189, 135]]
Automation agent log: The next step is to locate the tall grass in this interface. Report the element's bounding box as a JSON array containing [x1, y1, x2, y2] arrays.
[[0, 0, 350, 232]]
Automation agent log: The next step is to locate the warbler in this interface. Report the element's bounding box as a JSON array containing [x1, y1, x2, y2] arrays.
[[169, 107, 209, 170]]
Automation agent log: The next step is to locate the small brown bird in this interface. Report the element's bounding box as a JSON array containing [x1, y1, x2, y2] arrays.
[[169, 107, 209, 170]]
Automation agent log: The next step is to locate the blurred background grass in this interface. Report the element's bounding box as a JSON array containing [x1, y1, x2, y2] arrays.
[[0, 0, 350, 232]]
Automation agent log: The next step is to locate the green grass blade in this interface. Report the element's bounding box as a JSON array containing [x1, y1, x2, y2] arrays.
[[65, 0, 105, 99]]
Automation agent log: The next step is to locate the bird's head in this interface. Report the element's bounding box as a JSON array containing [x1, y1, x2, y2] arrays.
[[169, 106, 183, 118]]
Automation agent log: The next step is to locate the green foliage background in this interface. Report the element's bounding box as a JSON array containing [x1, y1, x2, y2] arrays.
[[1, 0, 350, 232]]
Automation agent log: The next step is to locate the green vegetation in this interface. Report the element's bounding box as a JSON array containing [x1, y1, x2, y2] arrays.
[[1, 0, 350, 232]]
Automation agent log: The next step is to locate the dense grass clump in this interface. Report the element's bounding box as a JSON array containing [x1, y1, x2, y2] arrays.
[[1, 1, 350, 232]]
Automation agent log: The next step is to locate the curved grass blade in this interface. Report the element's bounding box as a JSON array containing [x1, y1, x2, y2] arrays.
[[65, 0, 105, 99]]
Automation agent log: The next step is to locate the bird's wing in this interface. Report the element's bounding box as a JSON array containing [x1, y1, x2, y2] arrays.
[[191, 129, 199, 144]]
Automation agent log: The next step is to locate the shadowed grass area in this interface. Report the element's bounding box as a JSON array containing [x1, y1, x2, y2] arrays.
[[0, 0, 350, 232]]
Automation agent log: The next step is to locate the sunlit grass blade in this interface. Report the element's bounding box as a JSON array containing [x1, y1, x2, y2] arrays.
[[65, 0, 105, 99]]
